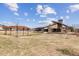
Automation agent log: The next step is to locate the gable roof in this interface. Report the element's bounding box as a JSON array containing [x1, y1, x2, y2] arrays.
[[52, 21, 69, 27]]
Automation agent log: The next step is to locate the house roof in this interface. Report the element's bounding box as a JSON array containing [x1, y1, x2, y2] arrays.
[[52, 21, 69, 27], [42, 20, 71, 29], [2, 25, 30, 30]]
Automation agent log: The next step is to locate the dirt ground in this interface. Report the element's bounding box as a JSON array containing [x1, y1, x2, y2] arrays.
[[0, 31, 79, 56]]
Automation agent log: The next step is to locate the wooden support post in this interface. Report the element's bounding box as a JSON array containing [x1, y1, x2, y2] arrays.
[[23, 28, 25, 36], [9, 28, 12, 35], [4, 29, 7, 35], [2, 25, 8, 35], [16, 25, 18, 37], [27, 30, 29, 36], [27, 28, 30, 36]]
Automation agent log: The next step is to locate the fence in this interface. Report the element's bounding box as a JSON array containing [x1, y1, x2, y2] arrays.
[[0, 25, 30, 37]]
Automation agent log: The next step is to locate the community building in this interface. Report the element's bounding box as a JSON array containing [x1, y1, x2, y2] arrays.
[[34, 19, 73, 33]]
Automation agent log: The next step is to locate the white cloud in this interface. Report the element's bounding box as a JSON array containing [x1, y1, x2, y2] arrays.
[[14, 12, 19, 16], [5, 3, 19, 16], [36, 5, 43, 14], [60, 16, 64, 19], [24, 12, 28, 16], [43, 6, 56, 15], [5, 3, 19, 12], [69, 4, 79, 13], [65, 16, 70, 19], [36, 5, 56, 15]]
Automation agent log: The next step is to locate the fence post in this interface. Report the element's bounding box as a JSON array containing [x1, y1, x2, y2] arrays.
[[4, 29, 7, 35], [9, 28, 12, 35], [23, 27, 25, 36], [16, 24, 18, 37]]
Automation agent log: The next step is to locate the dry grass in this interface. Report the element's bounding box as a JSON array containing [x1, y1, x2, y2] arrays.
[[0, 31, 79, 56]]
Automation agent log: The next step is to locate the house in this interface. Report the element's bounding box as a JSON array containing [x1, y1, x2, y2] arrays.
[[34, 19, 72, 33], [47, 19, 69, 33], [0, 24, 5, 31], [0, 26, 4, 30], [34, 27, 45, 32]]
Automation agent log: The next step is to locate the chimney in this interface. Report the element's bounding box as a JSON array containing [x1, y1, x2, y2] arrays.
[[58, 19, 63, 24]]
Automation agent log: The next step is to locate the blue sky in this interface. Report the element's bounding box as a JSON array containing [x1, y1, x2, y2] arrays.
[[0, 3, 79, 28]]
